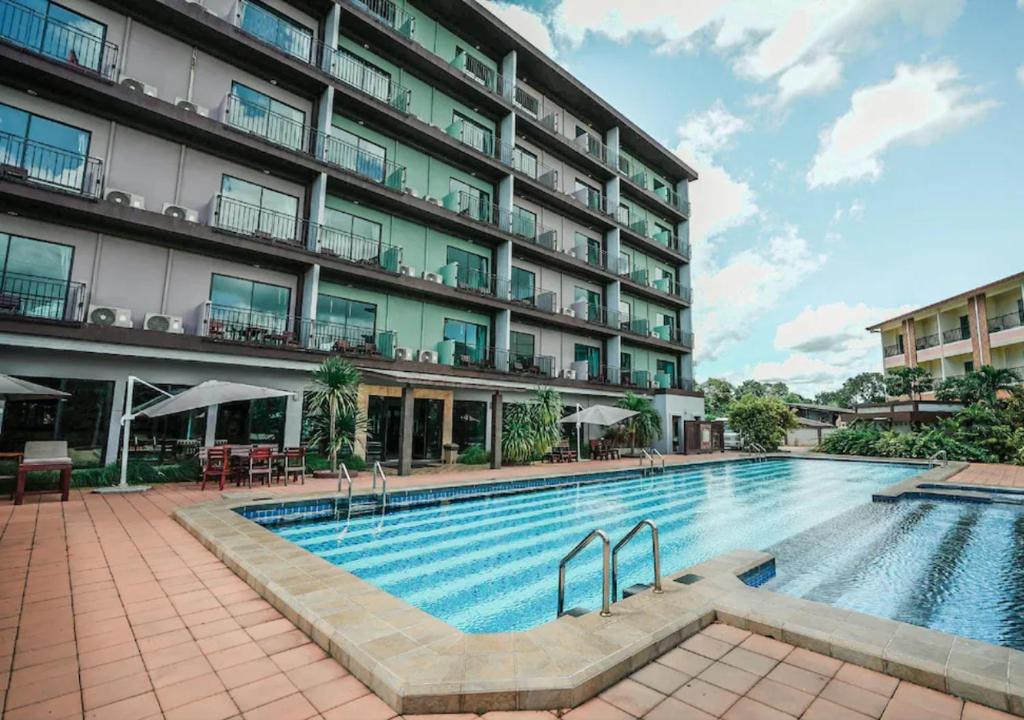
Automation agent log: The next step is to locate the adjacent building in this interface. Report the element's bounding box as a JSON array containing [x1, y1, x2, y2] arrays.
[[869, 270, 1024, 391], [0, 0, 703, 472]]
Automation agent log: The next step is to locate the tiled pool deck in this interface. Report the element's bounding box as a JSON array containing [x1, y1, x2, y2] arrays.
[[1, 455, 1022, 719]]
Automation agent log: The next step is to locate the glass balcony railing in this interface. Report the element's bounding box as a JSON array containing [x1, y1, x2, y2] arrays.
[[0, 0, 119, 79], [569, 185, 609, 215], [349, 0, 416, 39], [222, 93, 310, 152], [235, 0, 312, 63], [0, 131, 104, 197], [315, 135, 406, 191], [0, 271, 88, 323], [320, 45, 412, 113]]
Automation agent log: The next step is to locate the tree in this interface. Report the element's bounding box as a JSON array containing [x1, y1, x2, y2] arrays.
[[530, 387, 564, 457], [501, 388, 565, 464], [615, 393, 662, 454], [727, 396, 798, 451], [815, 372, 886, 408], [884, 366, 933, 401], [736, 380, 767, 399], [936, 366, 1020, 406], [307, 357, 361, 472], [699, 378, 735, 418]]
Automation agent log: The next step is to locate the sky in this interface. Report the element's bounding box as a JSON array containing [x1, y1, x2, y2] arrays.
[[482, 0, 1024, 397]]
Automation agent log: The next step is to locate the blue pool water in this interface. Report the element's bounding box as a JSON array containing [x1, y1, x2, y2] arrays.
[[271, 458, 921, 633], [763, 498, 1024, 651]]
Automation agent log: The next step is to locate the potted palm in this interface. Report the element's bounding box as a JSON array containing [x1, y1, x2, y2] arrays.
[[307, 357, 362, 477]]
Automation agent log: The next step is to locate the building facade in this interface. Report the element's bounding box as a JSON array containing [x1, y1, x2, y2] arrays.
[[869, 271, 1024, 392], [0, 0, 703, 473]]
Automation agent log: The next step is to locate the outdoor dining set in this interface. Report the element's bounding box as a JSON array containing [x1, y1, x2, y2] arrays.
[[199, 444, 307, 491]]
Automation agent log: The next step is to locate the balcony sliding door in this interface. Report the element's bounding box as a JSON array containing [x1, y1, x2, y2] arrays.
[[0, 102, 92, 194], [218, 176, 299, 243], [209, 274, 291, 342], [0, 233, 74, 320]]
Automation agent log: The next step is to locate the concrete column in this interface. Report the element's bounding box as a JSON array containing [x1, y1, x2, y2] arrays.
[[604, 126, 620, 170], [495, 308, 511, 371], [967, 294, 991, 367], [902, 319, 918, 368], [104, 378, 127, 464], [324, 4, 341, 65], [397, 385, 415, 476], [606, 335, 622, 384], [301, 264, 320, 348], [283, 391, 303, 449], [308, 173, 328, 251], [498, 175, 514, 233], [501, 50, 517, 106], [205, 404, 219, 446], [490, 391, 502, 469]]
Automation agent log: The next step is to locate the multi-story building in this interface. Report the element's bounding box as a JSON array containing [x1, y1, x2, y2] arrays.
[[0, 0, 703, 473], [869, 271, 1024, 390]]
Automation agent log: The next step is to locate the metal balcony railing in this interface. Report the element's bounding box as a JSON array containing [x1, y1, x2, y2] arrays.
[[0, 131, 104, 197], [570, 242, 609, 271], [511, 289, 558, 314], [676, 378, 696, 392], [315, 226, 403, 273], [450, 50, 512, 99], [235, 0, 312, 63], [444, 118, 495, 157], [621, 369, 651, 388], [308, 321, 397, 359], [651, 228, 682, 254], [443, 189, 498, 225], [988, 311, 1024, 334], [587, 365, 620, 385], [510, 353, 556, 378], [212, 194, 306, 245], [915, 333, 940, 351], [320, 45, 412, 113], [348, 0, 416, 39], [883, 343, 903, 358], [0, 272, 88, 323], [511, 152, 559, 190], [453, 266, 500, 297], [513, 85, 540, 118], [223, 93, 311, 152], [315, 134, 406, 190], [0, 0, 119, 80], [451, 345, 503, 371], [942, 327, 970, 343], [573, 132, 610, 166]]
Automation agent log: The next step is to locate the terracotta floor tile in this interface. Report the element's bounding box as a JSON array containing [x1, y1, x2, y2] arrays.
[[697, 661, 760, 695], [701, 623, 751, 646], [656, 648, 713, 677], [142, 639, 202, 670], [246, 618, 296, 641], [5, 669, 79, 709], [242, 691, 319, 720], [888, 682, 963, 720], [256, 628, 310, 655], [629, 660, 690, 695], [163, 690, 239, 720], [746, 678, 815, 717], [673, 678, 741, 717], [322, 692, 398, 720], [181, 607, 233, 628], [286, 657, 349, 691], [765, 662, 830, 695], [192, 617, 243, 640], [12, 639, 77, 670], [198, 629, 254, 655], [962, 701, 1021, 719], [133, 616, 187, 640], [82, 671, 152, 710], [217, 657, 282, 690], [77, 615, 131, 640], [270, 643, 329, 672], [81, 654, 147, 688], [138, 628, 193, 653], [79, 639, 141, 670], [720, 647, 780, 677], [834, 664, 900, 698], [301, 674, 371, 713], [680, 633, 733, 661], [722, 696, 798, 719], [155, 671, 228, 711], [4, 689, 81, 720], [562, 696, 635, 720], [784, 648, 842, 678], [208, 641, 267, 672], [820, 678, 889, 718], [229, 672, 299, 712], [803, 697, 874, 720], [599, 678, 666, 716], [149, 655, 215, 689], [643, 696, 716, 719], [739, 635, 794, 661]]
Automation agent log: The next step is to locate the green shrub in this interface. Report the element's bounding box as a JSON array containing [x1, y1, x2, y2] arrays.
[[2, 458, 201, 492], [727, 396, 798, 451], [457, 445, 490, 465], [338, 453, 366, 472]]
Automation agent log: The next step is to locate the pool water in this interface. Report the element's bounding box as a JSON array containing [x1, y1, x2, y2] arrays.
[[762, 499, 1024, 651], [272, 458, 920, 632]]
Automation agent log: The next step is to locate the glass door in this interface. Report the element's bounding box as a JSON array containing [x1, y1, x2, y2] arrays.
[[412, 399, 443, 460]]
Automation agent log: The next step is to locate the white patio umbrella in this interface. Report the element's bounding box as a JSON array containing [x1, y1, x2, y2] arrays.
[[559, 404, 638, 462], [0, 374, 70, 401], [98, 378, 295, 495]]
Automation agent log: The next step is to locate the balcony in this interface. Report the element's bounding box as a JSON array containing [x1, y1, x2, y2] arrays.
[[222, 93, 312, 153], [449, 50, 511, 100], [0, 272, 88, 323], [447, 266, 501, 298], [586, 365, 621, 385], [883, 343, 903, 358], [942, 327, 970, 343], [212, 194, 307, 246], [315, 226, 403, 273], [510, 289, 559, 314], [915, 333, 940, 351], [568, 186, 610, 215], [444, 118, 496, 157], [570, 241, 609, 272], [316, 135, 406, 191], [320, 45, 412, 113], [510, 153, 559, 190], [234, 0, 313, 64], [347, 0, 416, 39], [0, 132, 103, 197], [200, 301, 397, 359], [621, 369, 650, 388], [0, 0, 119, 80], [510, 353, 556, 378], [988, 311, 1024, 334], [573, 132, 611, 168], [513, 85, 540, 118]]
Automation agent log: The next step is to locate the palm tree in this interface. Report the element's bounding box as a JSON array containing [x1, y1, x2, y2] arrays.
[[976, 365, 1020, 405], [530, 387, 563, 456], [615, 393, 662, 455], [308, 357, 361, 472]]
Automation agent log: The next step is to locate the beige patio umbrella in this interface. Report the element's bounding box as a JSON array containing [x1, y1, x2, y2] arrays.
[[559, 404, 638, 462], [0, 374, 70, 401]]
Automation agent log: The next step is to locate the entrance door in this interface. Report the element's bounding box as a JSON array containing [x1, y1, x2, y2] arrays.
[[413, 398, 444, 460], [367, 396, 402, 461]]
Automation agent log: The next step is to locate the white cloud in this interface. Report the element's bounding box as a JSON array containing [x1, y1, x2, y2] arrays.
[[696, 227, 827, 362], [1018, 65, 1024, 86], [751, 301, 912, 393], [807, 59, 995, 187], [677, 100, 748, 156], [774, 54, 843, 106], [481, 1, 557, 57]]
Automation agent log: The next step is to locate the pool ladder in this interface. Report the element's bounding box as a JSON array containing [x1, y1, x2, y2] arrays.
[[928, 450, 948, 468], [746, 443, 768, 462], [640, 448, 665, 470], [334, 464, 353, 523], [372, 461, 388, 511], [557, 520, 663, 618]]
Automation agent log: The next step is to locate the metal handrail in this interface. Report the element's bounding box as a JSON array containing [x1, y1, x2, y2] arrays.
[[611, 520, 663, 601], [334, 464, 353, 522], [372, 461, 388, 510], [929, 450, 948, 468], [650, 448, 665, 470], [557, 529, 611, 618], [640, 449, 652, 467], [746, 443, 767, 461]]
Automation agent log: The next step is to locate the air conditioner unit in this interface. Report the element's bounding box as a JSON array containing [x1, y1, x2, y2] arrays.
[[395, 347, 414, 361], [120, 76, 157, 97], [162, 203, 200, 222], [423, 271, 443, 284], [562, 369, 576, 380], [106, 189, 145, 210], [407, 188, 421, 199], [425, 196, 440, 205], [174, 98, 209, 117], [143, 313, 184, 334], [88, 305, 133, 328], [562, 306, 576, 318], [418, 349, 438, 363], [399, 265, 417, 277]]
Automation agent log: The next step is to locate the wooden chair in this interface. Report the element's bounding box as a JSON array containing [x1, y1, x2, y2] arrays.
[[247, 447, 273, 487], [201, 446, 230, 491], [280, 447, 306, 484]]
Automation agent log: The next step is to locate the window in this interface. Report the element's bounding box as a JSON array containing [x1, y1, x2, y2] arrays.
[[575, 344, 601, 377], [511, 205, 536, 239], [512, 145, 537, 178], [658, 312, 676, 328], [219, 176, 299, 241], [321, 207, 381, 260], [444, 318, 489, 363], [657, 359, 676, 384], [449, 178, 491, 220], [0, 102, 92, 193], [620, 352, 632, 373], [209, 274, 291, 336], [574, 179, 602, 210], [575, 232, 602, 267], [959, 315, 971, 340], [336, 49, 393, 104], [446, 246, 489, 291], [315, 293, 377, 350], [1, 1, 109, 74], [510, 331, 535, 363], [510, 267, 535, 303], [964, 361, 974, 374], [332, 128, 388, 183], [228, 82, 305, 150], [575, 287, 602, 319], [452, 400, 487, 450], [452, 111, 493, 154], [239, 0, 312, 62], [619, 300, 632, 327], [0, 233, 74, 320]]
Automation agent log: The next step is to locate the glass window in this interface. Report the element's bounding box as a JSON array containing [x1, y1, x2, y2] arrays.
[[315, 293, 377, 350], [575, 287, 602, 317], [0, 233, 74, 320], [452, 400, 486, 450], [511, 205, 536, 239], [321, 207, 382, 260], [444, 318, 488, 362], [657, 359, 676, 383], [334, 128, 388, 183], [228, 82, 305, 150], [449, 177, 491, 220], [336, 49, 392, 103], [510, 267, 535, 302], [621, 352, 632, 372], [239, 0, 312, 62], [574, 178, 601, 210], [575, 344, 601, 377], [0, 102, 92, 193], [452, 111, 492, 154], [209, 274, 290, 336], [446, 245, 489, 292], [510, 331, 535, 362], [216, 396, 286, 446], [575, 232, 602, 266], [219, 175, 298, 240], [125, 383, 206, 463], [513, 145, 537, 178], [619, 300, 632, 325], [1, 1, 108, 73]]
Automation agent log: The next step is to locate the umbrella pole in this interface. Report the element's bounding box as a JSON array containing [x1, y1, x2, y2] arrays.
[[95, 376, 152, 495], [575, 403, 581, 463]]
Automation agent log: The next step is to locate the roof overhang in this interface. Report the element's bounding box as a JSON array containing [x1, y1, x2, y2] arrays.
[[361, 368, 633, 398]]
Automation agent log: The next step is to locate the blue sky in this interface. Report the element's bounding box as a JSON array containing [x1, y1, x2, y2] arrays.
[[485, 0, 1024, 395]]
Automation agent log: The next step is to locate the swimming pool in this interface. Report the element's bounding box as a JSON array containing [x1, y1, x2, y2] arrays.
[[269, 458, 921, 633], [762, 498, 1024, 651]]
